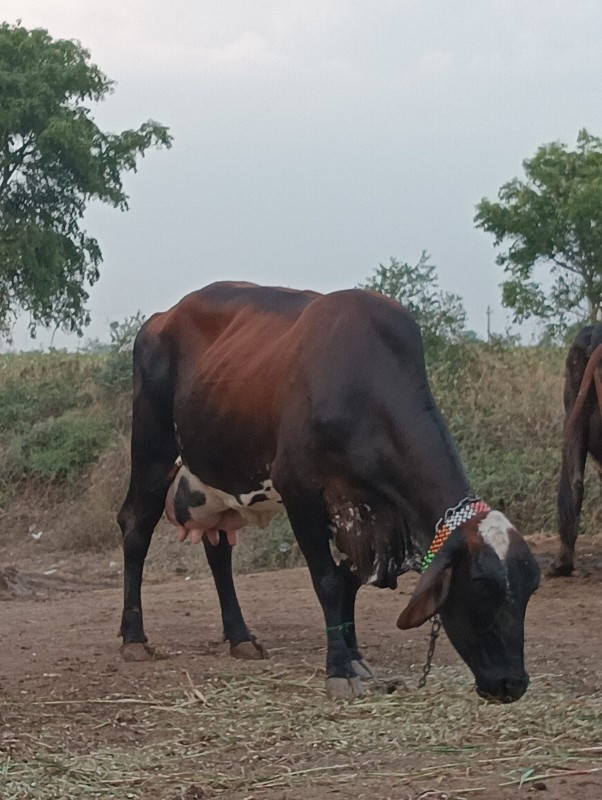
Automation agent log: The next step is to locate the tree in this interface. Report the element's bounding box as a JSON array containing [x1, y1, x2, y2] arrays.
[[475, 129, 602, 334], [0, 23, 172, 338], [359, 251, 467, 353]]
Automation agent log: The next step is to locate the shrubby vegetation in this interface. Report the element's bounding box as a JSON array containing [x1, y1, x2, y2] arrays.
[[0, 340, 136, 499], [91, 312, 145, 388], [8, 413, 111, 484], [0, 332, 599, 561], [360, 251, 467, 355]]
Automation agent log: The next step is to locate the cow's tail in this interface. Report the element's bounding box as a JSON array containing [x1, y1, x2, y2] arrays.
[[562, 343, 602, 437], [556, 343, 602, 565]]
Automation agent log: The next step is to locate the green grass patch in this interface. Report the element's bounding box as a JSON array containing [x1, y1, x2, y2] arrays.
[[6, 413, 112, 485], [0, 351, 105, 433]]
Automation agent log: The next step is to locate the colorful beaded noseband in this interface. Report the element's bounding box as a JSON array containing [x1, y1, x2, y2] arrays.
[[420, 497, 491, 573]]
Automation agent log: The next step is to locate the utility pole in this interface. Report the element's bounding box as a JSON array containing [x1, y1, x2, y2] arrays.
[[486, 306, 492, 342]]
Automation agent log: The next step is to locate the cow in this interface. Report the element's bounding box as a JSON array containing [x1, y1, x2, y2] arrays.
[[549, 323, 602, 577], [117, 282, 540, 702]]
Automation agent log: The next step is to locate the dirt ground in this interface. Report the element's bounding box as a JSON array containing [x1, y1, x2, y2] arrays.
[[1, 533, 601, 800]]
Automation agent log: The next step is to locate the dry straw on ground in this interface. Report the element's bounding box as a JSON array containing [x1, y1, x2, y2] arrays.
[[2, 665, 601, 799]]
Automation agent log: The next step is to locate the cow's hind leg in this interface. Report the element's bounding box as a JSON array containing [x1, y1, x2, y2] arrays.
[[117, 332, 178, 659], [549, 433, 588, 577], [203, 532, 267, 660]]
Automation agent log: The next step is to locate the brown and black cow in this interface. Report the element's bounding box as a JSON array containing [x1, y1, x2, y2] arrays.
[[549, 323, 602, 577], [118, 282, 540, 702]]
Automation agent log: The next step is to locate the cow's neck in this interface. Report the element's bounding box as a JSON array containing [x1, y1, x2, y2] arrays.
[[393, 400, 473, 553]]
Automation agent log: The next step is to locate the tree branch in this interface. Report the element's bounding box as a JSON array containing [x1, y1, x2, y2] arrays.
[[0, 134, 35, 195]]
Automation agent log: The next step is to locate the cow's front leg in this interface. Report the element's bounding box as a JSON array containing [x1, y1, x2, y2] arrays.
[[339, 565, 374, 680], [204, 531, 268, 660], [283, 490, 367, 698], [320, 571, 368, 698]]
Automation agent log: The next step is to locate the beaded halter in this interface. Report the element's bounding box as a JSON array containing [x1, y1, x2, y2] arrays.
[[420, 497, 491, 573]]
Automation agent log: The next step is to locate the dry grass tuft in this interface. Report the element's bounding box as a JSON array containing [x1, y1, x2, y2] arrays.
[[49, 435, 131, 552]]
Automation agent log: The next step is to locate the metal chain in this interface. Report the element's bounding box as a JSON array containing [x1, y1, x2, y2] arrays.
[[418, 614, 442, 689]]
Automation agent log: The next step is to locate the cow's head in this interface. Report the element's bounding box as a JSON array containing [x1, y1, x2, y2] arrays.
[[397, 510, 540, 703]]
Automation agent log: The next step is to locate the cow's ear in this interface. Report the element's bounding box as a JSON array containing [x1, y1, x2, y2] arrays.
[[396, 539, 461, 630]]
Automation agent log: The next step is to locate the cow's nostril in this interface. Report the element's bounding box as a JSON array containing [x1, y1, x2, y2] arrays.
[[502, 676, 529, 701], [476, 674, 529, 703]]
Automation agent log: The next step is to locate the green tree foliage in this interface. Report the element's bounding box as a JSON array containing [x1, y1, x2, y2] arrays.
[[0, 23, 172, 337], [359, 251, 467, 354], [475, 129, 602, 333]]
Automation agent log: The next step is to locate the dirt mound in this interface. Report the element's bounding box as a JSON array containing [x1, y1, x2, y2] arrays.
[[0, 566, 41, 598], [0, 565, 101, 598]]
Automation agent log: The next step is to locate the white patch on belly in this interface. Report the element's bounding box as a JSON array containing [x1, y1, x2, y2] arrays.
[[478, 510, 511, 561], [171, 466, 282, 532], [239, 479, 282, 507]]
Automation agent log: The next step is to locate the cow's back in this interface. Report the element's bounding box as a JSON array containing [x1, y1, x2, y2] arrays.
[[145, 282, 417, 413], [144, 281, 319, 353], [137, 282, 323, 492], [136, 282, 432, 502], [141, 281, 322, 416]]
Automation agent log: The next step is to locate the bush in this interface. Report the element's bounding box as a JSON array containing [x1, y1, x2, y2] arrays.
[[94, 353, 133, 389], [428, 342, 601, 534], [0, 352, 98, 433], [7, 413, 112, 485], [359, 253, 468, 357], [0, 340, 599, 561], [93, 313, 144, 389]]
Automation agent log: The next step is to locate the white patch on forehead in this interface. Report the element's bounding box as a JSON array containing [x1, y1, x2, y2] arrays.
[[478, 510, 511, 561]]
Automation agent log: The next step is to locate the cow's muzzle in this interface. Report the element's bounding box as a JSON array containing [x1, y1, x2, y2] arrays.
[[475, 673, 529, 704]]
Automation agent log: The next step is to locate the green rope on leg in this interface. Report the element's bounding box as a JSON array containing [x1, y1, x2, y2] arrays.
[[325, 622, 354, 634]]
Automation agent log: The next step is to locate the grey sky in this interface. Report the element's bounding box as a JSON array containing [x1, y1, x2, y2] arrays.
[[4, 0, 602, 349]]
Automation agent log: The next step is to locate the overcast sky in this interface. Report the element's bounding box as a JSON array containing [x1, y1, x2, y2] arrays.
[[4, 0, 602, 349]]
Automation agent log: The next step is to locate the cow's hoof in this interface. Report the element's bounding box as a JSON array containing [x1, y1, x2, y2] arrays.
[[326, 676, 367, 699], [351, 659, 374, 679], [546, 560, 574, 578], [230, 640, 268, 660], [120, 642, 157, 662]]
